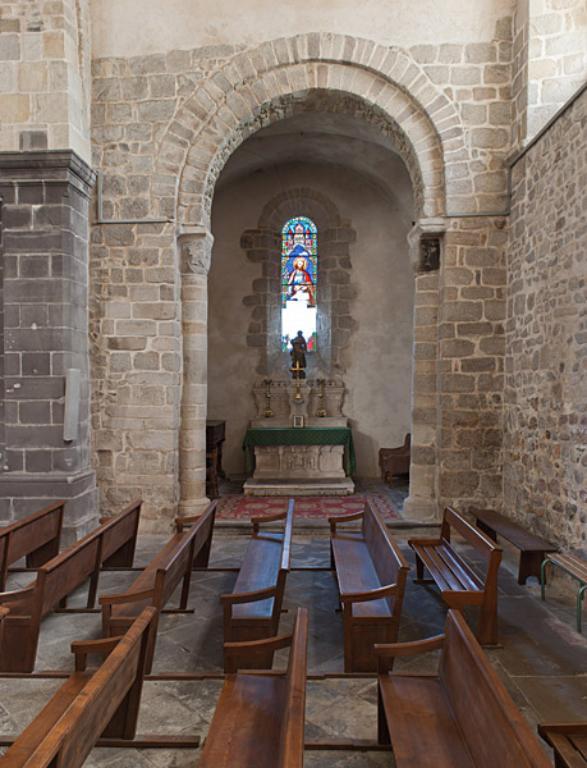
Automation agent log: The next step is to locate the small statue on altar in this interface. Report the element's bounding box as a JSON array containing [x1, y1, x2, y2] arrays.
[[290, 331, 307, 379]]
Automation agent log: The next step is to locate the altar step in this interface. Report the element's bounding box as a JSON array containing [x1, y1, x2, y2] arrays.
[[243, 478, 355, 496]]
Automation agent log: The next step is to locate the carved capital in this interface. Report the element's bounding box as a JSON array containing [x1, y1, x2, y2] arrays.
[[178, 226, 214, 275], [408, 217, 446, 274]]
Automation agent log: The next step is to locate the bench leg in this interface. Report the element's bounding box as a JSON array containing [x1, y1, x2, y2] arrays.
[[477, 599, 498, 646], [415, 553, 424, 580], [377, 685, 391, 745], [577, 584, 586, 634], [540, 558, 550, 600], [518, 551, 544, 585]]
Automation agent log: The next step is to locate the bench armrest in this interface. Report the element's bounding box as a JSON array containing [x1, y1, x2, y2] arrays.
[[220, 584, 278, 606], [408, 537, 443, 547], [251, 510, 287, 533], [374, 633, 445, 659], [175, 513, 202, 532], [538, 723, 587, 736], [224, 632, 293, 673], [340, 582, 399, 604], [71, 635, 123, 671], [328, 510, 364, 533], [0, 584, 36, 605], [99, 587, 155, 607]]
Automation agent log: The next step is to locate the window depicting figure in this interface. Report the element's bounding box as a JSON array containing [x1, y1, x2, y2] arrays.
[[281, 216, 318, 352]]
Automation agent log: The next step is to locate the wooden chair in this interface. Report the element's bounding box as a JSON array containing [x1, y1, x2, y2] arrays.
[[379, 434, 410, 485], [100, 501, 216, 672], [0, 500, 65, 591], [199, 606, 308, 768], [329, 500, 409, 671], [409, 506, 502, 645], [220, 500, 294, 670], [0, 500, 142, 672], [539, 722, 587, 767], [375, 609, 551, 767], [2, 607, 157, 768]]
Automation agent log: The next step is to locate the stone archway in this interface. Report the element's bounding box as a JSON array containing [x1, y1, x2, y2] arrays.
[[165, 34, 464, 517]]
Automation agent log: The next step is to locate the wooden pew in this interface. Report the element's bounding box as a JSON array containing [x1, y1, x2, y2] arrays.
[[0, 501, 65, 591], [409, 507, 502, 645], [220, 500, 294, 671], [0, 605, 8, 647], [100, 501, 217, 672], [473, 507, 557, 585], [199, 606, 308, 768], [329, 500, 409, 671], [375, 609, 551, 768], [2, 607, 157, 767], [0, 499, 142, 673], [539, 722, 587, 767]]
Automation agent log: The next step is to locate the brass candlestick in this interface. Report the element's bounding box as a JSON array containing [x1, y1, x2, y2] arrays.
[[289, 361, 304, 403], [263, 378, 274, 418], [316, 378, 327, 417]]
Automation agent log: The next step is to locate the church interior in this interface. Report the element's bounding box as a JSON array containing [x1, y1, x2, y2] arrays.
[[0, 0, 585, 765]]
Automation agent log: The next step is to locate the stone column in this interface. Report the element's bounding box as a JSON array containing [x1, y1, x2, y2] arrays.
[[0, 151, 97, 541], [403, 218, 445, 523], [178, 227, 213, 516]]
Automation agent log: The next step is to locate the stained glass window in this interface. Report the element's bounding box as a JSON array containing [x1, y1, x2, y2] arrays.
[[281, 216, 318, 352]]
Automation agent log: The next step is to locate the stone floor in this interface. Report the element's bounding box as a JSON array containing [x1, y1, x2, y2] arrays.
[[1, 524, 586, 766]]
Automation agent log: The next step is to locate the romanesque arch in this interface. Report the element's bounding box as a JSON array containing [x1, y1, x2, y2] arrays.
[[164, 33, 465, 516]]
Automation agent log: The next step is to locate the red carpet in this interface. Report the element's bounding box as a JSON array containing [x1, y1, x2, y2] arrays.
[[216, 492, 399, 521]]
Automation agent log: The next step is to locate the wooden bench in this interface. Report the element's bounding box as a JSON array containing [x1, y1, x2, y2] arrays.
[[473, 508, 557, 585], [375, 609, 552, 768], [100, 501, 217, 672], [0, 499, 142, 672], [199, 606, 308, 768], [539, 722, 587, 767], [541, 552, 587, 633], [329, 500, 409, 672], [2, 607, 157, 767], [0, 605, 7, 646], [220, 500, 294, 671], [409, 507, 502, 645], [0, 501, 65, 591]]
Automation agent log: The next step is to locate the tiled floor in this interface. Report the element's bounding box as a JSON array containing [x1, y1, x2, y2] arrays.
[[1, 524, 586, 766]]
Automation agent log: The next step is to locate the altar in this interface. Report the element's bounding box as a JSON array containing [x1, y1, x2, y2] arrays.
[[242, 378, 355, 496]]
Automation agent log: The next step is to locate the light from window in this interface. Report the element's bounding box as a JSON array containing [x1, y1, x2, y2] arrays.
[[281, 216, 317, 352]]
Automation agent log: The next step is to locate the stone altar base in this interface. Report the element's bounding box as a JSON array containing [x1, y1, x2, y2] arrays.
[[244, 444, 354, 496]]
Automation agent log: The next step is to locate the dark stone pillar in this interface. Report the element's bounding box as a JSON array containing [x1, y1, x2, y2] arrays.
[[0, 151, 97, 542]]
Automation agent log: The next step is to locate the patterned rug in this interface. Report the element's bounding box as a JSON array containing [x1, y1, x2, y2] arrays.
[[215, 491, 399, 521]]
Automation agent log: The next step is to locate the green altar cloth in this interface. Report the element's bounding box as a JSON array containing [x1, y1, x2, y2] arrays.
[[243, 427, 356, 476]]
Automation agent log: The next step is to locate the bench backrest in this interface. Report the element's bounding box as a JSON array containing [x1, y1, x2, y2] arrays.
[[154, 525, 201, 608], [277, 607, 308, 768], [0, 501, 64, 585], [440, 610, 551, 768], [363, 501, 409, 613], [10, 607, 156, 768], [99, 499, 141, 565], [442, 507, 502, 583], [35, 501, 142, 619]]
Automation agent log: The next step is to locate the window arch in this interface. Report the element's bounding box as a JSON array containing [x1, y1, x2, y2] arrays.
[[281, 216, 318, 352]]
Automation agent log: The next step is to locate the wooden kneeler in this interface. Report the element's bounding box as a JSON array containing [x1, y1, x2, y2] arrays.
[[1, 607, 200, 765]]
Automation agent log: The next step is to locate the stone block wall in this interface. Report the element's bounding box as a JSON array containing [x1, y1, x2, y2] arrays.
[[0, 151, 96, 540], [505, 87, 587, 550], [0, 0, 92, 161], [89, 221, 181, 528]]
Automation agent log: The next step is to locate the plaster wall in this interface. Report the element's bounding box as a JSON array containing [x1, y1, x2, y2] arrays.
[[208, 160, 414, 478], [91, 0, 515, 58]]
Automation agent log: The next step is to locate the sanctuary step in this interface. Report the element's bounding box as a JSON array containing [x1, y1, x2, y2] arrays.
[[243, 478, 355, 496]]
